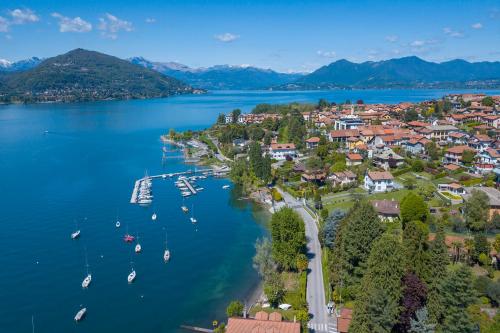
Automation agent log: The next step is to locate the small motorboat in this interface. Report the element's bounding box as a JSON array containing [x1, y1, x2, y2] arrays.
[[74, 308, 87, 322], [190, 217, 197, 224], [71, 230, 81, 239], [196, 187, 204, 191], [123, 234, 135, 243], [164, 249, 170, 262], [115, 221, 121, 228], [181, 206, 189, 213], [222, 185, 230, 189], [135, 243, 142, 253], [128, 270, 136, 283], [151, 213, 157, 221], [82, 274, 92, 288], [161, 175, 167, 179]]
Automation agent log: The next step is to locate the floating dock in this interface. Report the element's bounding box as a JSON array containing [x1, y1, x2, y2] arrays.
[[180, 178, 197, 195]]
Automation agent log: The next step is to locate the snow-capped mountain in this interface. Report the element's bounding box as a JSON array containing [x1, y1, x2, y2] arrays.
[[0, 57, 43, 72]]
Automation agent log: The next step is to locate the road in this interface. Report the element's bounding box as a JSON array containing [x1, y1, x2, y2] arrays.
[[277, 188, 336, 333], [207, 135, 233, 163]]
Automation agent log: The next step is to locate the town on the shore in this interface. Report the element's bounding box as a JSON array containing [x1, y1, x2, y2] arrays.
[[168, 93, 500, 333]]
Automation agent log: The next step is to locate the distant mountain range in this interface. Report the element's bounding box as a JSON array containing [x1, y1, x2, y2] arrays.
[[0, 49, 195, 104], [1, 52, 499, 100], [0, 57, 43, 72], [129, 57, 303, 90], [277, 56, 500, 89]]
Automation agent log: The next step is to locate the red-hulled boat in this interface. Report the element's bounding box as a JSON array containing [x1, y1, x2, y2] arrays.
[[123, 234, 135, 242]]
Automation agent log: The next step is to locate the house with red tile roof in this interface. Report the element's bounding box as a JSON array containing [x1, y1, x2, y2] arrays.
[[444, 145, 476, 165], [371, 199, 400, 220], [226, 311, 300, 333], [346, 153, 363, 166], [269, 143, 297, 161], [364, 171, 394, 192], [305, 136, 320, 149], [337, 308, 353, 333]]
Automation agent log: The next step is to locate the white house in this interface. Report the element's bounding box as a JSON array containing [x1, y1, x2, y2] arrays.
[[364, 171, 394, 192], [269, 143, 297, 160]]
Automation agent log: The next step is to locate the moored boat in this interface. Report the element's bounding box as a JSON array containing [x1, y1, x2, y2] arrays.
[[74, 308, 87, 322], [82, 274, 92, 288], [128, 269, 136, 283], [71, 230, 81, 239]]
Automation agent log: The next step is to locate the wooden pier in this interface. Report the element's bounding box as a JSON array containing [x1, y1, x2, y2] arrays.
[[180, 178, 197, 194]]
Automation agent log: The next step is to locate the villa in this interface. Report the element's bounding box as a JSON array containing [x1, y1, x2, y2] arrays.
[[364, 171, 394, 192], [269, 143, 297, 160]]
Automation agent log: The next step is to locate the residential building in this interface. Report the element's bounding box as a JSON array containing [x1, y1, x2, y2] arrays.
[[425, 125, 458, 141], [333, 115, 364, 130], [329, 170, 357, 186], [337, 308, 353, 333], [438, 182, 465, 195], [444, 145, 476, 165], [269, 143, 297, 160], [463, 187, 500, 219], [346, 153, 363, 166], [226, 311, 300, 333], [364, 171, 394, 192], [305, 136, 320, 149], [371, 199, 400, 221], [372, 146, 404, 170]]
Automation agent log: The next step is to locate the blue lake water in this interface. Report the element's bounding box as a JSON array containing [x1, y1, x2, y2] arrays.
[[0, 89, 498, 333]]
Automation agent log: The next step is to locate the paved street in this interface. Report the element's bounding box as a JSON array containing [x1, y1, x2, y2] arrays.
[[277, 188, 336, 332]]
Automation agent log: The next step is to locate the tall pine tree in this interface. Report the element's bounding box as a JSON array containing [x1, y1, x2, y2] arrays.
[[426, 226, 449, 324], [439, 265, 477, 333], [350, 234, 405, 333]]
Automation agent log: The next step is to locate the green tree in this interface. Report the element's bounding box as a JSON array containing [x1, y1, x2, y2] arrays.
[[217, 113, 226, 124], [482, 96, 495, 107], [271, 208, 306, 271], [253, 238, 276, 279], [464, 189, 489, 231], [403, 221, 431, 283], [333, 201, 384, 294], [226, 300, 244, 317], [264, 272, 285, 307], [472, 233, 490, 263], [410, 307, 435, 333], [231, 109, 241, 123], [439, 265, 477, 333], [405, 108, 419, 122], [349, 234, 406, 333], [296, 254, 309, 273], [318, 98, 330, 110], [461, 149, 475, 165], [400, 193, 428, 225], [426, 226, 449, 324], [425, 142, 439, 161]]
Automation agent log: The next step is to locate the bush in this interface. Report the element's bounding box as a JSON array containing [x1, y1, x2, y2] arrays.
[[226, 300, 244, 317]]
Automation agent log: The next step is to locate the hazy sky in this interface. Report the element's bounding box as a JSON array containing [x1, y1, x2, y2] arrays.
[[1, 0, 499, 72]]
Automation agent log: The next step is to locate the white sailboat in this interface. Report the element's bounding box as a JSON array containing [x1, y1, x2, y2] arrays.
[[163, 232, 170, 262], [135, 235, 142, 253], [74, 308, 87, 322], [151, 213, 157, 221], [71, 230, 81, 239], [181, 197, 189, 213], [128, 269, 136, 283], [81, 249, 92, 288]]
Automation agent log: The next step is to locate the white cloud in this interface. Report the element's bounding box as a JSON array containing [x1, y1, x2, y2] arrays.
[[316, 50, 336, 58], [9, 8, 39, 24], [51, 13, 92, 33], [410, 40, 426, 47], [145, 18, 156, 24], [98, 13, 133, 39], [471, 22, 483, 29], [443, 27, 464, 38], [0, 16, 8, 32], [385, 35, 399, 43], [214, 32, 239, 42]]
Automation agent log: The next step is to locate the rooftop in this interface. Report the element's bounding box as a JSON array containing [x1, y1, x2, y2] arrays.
[[226, 311, 300, 333]]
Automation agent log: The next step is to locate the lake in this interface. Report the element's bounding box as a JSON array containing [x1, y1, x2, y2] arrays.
[[0, 89, 498, 333]]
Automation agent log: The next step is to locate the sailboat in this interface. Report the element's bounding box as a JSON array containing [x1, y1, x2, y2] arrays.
[[163, 232, 171, 262], [151, 213, 157, 221], [74, 307, 87, 322], [128, 268, 136, 283], [135, 235, 142, 253], [123, 224, 135, 243], [71, 230, 81, 239], [81, 249, 92, 288]]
